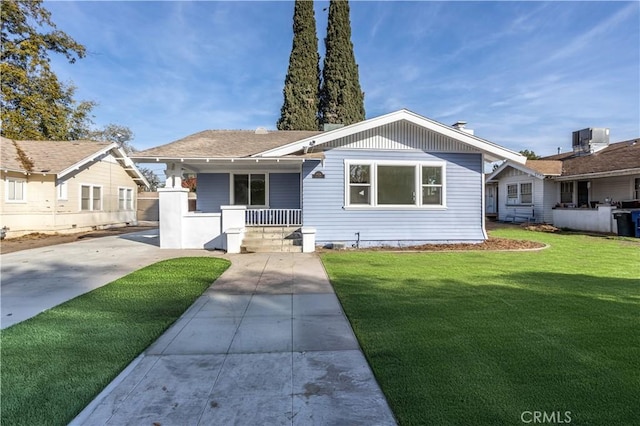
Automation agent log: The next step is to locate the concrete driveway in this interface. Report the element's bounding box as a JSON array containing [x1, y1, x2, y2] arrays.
[[0, 229, 221, 329]]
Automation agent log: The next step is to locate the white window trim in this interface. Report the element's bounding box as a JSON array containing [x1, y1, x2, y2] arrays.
[[57, 181, 68, 201], [506, 181, 534, 206], [230, 172, 270, 208], [560, 181, 574, 204], [5, 177, 27, 203], [118, 186, 134, 211], [343, 160, 447, 209], [80, 184, 103, 211]]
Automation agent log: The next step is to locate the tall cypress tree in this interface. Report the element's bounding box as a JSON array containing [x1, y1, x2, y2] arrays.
[[319, 0, 365, 128], [277, 0, 320, 130]]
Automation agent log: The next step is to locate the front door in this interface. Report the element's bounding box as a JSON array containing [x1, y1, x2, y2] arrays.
[[486, 184, 497, 214], [577, 181, 589, 207]]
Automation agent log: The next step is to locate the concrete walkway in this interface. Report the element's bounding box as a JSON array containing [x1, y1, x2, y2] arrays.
[[72, 253, 397, 425], [2, 233, 395, 424], [1, 229, 218, 329]]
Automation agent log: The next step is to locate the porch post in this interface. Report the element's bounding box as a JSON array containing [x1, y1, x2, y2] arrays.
[[158, 187, 188, 248], [301, 227, 316, 253]]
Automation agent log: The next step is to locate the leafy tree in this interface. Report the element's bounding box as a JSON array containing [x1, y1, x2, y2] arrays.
[[1, 0, 95, 140], [277, 0, 320, 130], [84, 123, 135, 153], [319, 0, 365, 128], [519, 149, 541, 160], [88, 124, 161, 190]]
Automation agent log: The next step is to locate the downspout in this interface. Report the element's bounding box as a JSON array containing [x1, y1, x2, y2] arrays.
[[481, 154, 488, 240]]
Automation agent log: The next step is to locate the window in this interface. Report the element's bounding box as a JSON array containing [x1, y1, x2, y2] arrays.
[[345, 161, 446, 208], [561, 181, 573, 203], [422, 166, 443, 205], [6, 178, 26, 202], [378, 165, 415, 205], [119, 188, 134, 210], [520, 183, 532, 204], [507, 182, 533, 205], [507, 184, 518, 204], [348, 165, 371, 205], [81, 185, 102, 211], [57, 181, 68, 200], [635, 178, 640, 200], [233, 174, 267, 206]]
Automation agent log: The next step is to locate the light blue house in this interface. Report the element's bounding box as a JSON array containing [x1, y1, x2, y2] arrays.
[[133, 110, 525, 251]]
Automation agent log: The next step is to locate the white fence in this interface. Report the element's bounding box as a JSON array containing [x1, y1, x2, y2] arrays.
[[246, 209, 302, 227]]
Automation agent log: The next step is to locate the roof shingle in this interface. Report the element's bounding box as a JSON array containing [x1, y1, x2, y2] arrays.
[[131, 130, 322, 159], [0, 137, 114, 174], [541, 139, 640, 176]]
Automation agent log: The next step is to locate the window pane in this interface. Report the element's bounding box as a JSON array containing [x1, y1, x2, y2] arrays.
[[234, 174, 249, 205], [81, 186, 90, 210], [127, 189, 133, 210], [93, 187, 101, 210], [350, 186, 370, 205], [422, 167, 442, 185], [350, 165, 370, 184], [250, 174, 266, 206], [422, 187, 442, 205], [378, 166, 415, 205], [521, 183, 532, 204], [119, 189, 125, 210], [8, 180, 15, 199]]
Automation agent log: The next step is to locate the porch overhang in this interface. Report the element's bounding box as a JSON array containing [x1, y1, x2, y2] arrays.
[[130, 156, 320, 174]]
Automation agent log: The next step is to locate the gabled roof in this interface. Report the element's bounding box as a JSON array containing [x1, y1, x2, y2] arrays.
[[0, 136, 149, 187], [541, 139, 640, 177], [256, 109, 526, 164], [486, 159, 560, 181], [132, 130, 321, 160], [131, 110, 526, 164], [486, 138, 640, 182]]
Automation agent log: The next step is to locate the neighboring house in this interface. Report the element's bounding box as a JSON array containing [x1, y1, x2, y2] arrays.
[[132, 109, 525, 251], [0, 136, 149, 238], [487, 133, 640, 233]]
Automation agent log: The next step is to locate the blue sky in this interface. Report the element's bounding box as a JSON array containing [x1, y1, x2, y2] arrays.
[[46, 1, 639, 158]]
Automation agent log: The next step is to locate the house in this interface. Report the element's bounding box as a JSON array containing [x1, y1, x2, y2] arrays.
[[487, 130, 640, 233], [132, 109, 525, 252], [0, 136, 149, 238]]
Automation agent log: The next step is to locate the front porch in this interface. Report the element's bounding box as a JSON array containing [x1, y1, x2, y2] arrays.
[[552, 204, 618, 233]]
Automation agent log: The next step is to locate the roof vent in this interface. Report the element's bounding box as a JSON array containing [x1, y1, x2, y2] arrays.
[[255, 127, 268, 135], [451, 121, 474, 135]]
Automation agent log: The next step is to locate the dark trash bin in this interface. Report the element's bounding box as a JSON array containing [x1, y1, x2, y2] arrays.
[[630, 210, 640, 238], [613, 211, 633, 237]]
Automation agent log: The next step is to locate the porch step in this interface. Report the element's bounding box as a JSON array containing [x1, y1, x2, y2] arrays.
[[241, 226, 302, 253]]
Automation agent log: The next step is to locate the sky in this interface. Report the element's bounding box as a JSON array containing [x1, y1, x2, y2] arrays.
[[45, 0, 640, 160]]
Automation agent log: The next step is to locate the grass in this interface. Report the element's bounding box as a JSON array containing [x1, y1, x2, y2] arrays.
[[0, 257, 229, 426], [321, 229, 640, 425]]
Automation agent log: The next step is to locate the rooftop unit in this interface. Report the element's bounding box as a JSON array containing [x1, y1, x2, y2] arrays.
[[572, 128, 609, 155]]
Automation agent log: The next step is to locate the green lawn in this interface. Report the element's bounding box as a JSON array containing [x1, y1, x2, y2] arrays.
[[322, 229, 639, 425], [0, 257, 229, 426]]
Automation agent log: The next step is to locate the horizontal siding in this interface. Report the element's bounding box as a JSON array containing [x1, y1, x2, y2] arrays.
[[269, 173, 300, 209], [197, 173, 229, 212], [302, 150, 485, 245], [591, 175, 638, 202]]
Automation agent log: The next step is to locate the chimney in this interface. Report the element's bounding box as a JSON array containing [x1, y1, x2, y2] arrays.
[[452, 121, 474, 135]]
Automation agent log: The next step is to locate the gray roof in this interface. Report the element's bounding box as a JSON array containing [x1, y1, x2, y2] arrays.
[[0, 136, 114, 174], [132, 130, 322, 159]]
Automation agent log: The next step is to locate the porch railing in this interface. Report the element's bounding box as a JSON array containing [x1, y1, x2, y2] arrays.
[[246, 209, 302, 227]]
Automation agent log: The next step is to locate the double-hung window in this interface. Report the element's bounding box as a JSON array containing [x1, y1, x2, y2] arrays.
[[560, 182, 573, 203], [232, 174, 267, 206], [119, 188, 134, 210], [345, 161, 446, 208], [520, 183, 532, 204], [506, 182, 533, 205], [81, 185, 102, 211], [6, 178, 26, 202]]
